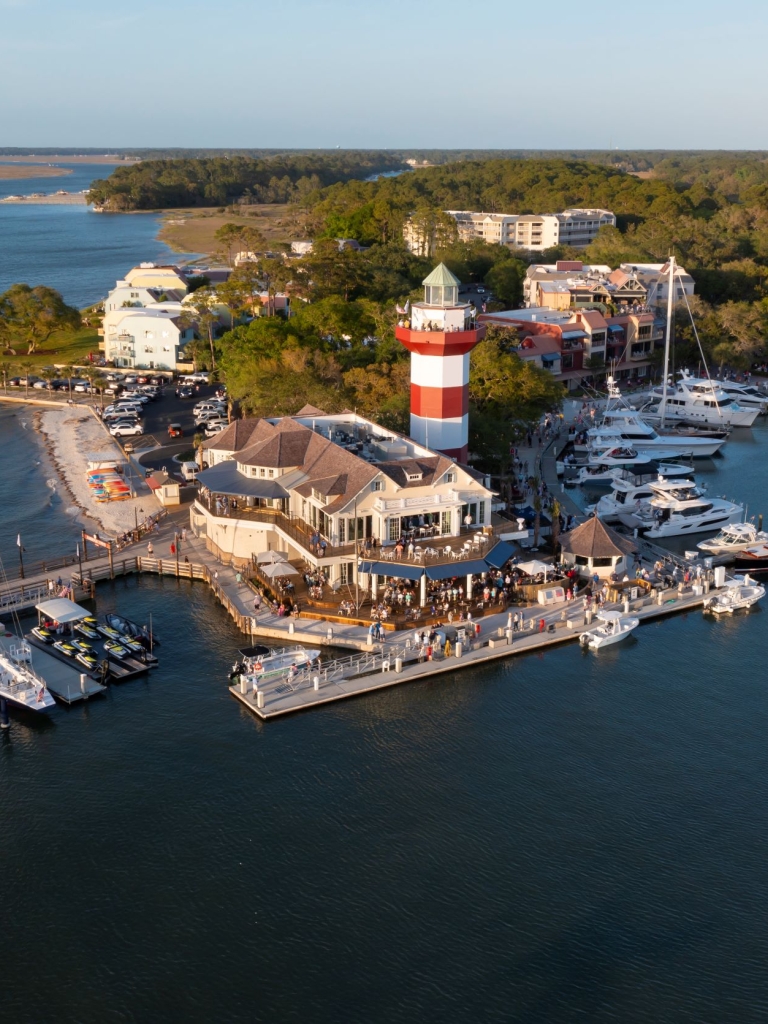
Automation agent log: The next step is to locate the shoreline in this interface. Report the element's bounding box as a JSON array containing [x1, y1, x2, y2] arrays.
[[0, 165, 72, 181], [35, 406, 154, 538]]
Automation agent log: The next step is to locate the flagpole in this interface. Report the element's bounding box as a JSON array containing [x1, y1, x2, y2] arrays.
[[17, 534, 24, 579]]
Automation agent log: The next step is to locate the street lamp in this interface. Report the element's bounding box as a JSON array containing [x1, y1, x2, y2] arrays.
[[134, 506, 144, 539]]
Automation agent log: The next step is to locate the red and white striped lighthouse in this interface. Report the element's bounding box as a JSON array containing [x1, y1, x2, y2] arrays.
[[395, 264, 485, 463]]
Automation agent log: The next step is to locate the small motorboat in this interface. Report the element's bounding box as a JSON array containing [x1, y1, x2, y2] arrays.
[[704, 575, 766, 614], [74, 621, 101, 640], [105, 613, 158, 648], [233, 646, 322, 688], [697, 522, 766, 556], [76, 651, 99, 671], [580, 610, 640, 650], [31, 626, 55, 644], [104, 639, 130, 659], [53, 640, 78, 658]]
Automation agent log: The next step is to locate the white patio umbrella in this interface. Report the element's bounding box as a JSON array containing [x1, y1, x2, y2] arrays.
[[260, 561, 300, 578], [257, 550, 289, 565], [516, 559, 552, 580]]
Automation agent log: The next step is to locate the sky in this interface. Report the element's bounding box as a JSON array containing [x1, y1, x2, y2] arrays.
[[1, 0, 767, 149]]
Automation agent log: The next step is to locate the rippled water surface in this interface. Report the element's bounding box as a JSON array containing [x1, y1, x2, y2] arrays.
[[3, 418, 768, 1022]]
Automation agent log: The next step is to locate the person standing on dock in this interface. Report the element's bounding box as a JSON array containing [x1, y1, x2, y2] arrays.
[[147, 541, 154, 555]]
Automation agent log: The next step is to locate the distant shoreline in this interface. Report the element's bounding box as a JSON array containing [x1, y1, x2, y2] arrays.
[[0, 165, 72, 180], [0, 155, 139, 165]]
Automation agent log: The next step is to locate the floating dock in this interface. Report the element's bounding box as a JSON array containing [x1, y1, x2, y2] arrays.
[[26, 635, 152, 683], [230, 583, 720, 720], [0, 633, 106, 704]]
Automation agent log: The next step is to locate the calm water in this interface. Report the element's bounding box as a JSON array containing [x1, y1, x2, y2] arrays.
[[3, 416, 768, 1022], [0, 162, 180, 307]]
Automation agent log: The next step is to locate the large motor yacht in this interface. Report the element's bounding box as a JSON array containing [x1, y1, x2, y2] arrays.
[[589, 412, 727, 457], [643, 374, 759, 428], [616, 479, 743, 538], [0, 641, 55, 713]]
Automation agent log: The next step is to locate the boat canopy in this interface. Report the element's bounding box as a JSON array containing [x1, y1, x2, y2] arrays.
[[35, 598, 92, 623]]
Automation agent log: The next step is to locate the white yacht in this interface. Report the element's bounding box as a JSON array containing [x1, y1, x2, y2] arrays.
[[589, 414, 726, 457], [644, 376, 759, 428], [693, 375, 768, 413], [617, 479, 743, 538], [0, 641, 56, 713], [703, 576, 765, 615], [574, 444, 654, 485], [591, 478, 679, 523], [697, 522, 767, 556]]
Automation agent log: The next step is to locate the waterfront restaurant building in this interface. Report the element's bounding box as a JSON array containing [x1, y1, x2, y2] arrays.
[[190, 408, 517, 602]]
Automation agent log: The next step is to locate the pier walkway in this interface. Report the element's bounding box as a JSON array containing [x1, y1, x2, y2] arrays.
[[230, 581, 718, 720]]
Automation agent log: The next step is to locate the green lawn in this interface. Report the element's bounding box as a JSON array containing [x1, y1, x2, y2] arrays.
[[0, 326, 102, 370]]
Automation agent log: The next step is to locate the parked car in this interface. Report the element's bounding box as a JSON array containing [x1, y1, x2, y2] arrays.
[[204, 419, 228, 436], [109, 422, 144, 437], [167, 423, 184, 438], [176, 386, 194, 398]]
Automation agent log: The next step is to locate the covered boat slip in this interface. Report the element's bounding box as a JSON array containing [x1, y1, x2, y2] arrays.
[[0, 633, 106, 704]]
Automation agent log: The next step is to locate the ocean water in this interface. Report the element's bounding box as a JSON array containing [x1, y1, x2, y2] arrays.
[[0, 162, 181, 307], [3, 405, 768, 1021]]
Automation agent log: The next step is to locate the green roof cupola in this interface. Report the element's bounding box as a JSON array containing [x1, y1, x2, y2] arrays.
[[422, 263, 460, 307]]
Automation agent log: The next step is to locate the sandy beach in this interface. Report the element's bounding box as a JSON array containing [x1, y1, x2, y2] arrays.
[[37, 406, 155, 537]]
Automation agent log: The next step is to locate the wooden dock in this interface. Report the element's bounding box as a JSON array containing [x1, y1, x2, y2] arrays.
[[229, 583, 718, 720]]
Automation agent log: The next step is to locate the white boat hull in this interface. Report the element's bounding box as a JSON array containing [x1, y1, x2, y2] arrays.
[[619, 504, 743, 537], [580, 617, 639, 649]]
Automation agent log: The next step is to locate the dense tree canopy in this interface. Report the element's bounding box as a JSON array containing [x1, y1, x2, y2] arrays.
[[0, 284, 81, 354]]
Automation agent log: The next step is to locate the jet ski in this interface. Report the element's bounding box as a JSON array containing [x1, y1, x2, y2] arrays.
[[53, 640, 78, 658], [104, 639, 129, 659], [74, 621, 101, 640], [71, 639, 94, 655], [76, 651, 99, 671], [31, 626, 55, 644], [98, 624, 124, 642]]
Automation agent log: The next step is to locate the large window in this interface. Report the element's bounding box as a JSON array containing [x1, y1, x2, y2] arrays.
[[388, 518, 401, 542]]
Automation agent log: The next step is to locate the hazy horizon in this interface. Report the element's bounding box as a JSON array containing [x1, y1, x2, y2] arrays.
[[1, 0, 767, 149]]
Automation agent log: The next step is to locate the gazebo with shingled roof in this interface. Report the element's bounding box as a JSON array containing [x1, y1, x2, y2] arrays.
[[558, 515, 636, 578]]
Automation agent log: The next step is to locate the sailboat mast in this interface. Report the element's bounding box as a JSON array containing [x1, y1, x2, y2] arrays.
[[661, 255, 676, 428]]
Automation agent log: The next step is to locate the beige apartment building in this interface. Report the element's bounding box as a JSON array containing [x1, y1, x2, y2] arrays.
[[404, 208, 616, 254]]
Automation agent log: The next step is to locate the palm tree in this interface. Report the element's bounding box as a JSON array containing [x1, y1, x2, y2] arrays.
[[533, 490, 542, 549], [551, 498, 562, 555], [193, 432, 206, 471], [19, 359, 37, 399], [61, 362, 76, 400], [2, 362, 16, 393]]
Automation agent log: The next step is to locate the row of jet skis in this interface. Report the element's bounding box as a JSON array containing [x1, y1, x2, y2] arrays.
[[30, 614, 158, 673]]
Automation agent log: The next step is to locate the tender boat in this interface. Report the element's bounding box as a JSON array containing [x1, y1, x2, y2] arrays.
[[233, 646, 322, 688], [703, 575, 765, 614], [0, 641, 55, 712], [579, 610, 640, 650], [734, 543, 768, 575], [697, 522, 767, 556], [105, 613, 158, 648], [617, 479, 743, 538]]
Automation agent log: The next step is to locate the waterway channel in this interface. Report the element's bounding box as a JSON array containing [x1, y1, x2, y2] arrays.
[[2, 415, 768, 1022]]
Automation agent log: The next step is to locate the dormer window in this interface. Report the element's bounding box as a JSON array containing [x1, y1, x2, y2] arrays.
[[444, 472, 456, 483], [406, 472, 422, 482], [312, 488, 326, 503]]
